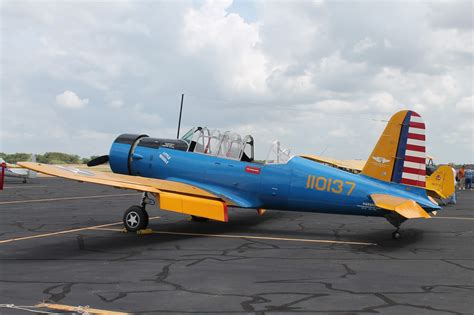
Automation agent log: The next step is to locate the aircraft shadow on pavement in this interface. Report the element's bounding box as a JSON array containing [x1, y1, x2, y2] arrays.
[[4, 211, 428, 260]]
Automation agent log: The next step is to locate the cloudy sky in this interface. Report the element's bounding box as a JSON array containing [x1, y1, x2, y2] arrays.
[[1, 0, 472, 163]]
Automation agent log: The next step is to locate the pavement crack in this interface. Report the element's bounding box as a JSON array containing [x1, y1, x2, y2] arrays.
[[442, 259, 474, 271], [42, 283, 73, 303], [76, 235, 85, 250], [340, 263, 356, 278]]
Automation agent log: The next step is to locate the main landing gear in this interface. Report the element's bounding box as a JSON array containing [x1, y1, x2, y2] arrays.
[[385, 213, 406, 240], [122, 192, 155, 232]]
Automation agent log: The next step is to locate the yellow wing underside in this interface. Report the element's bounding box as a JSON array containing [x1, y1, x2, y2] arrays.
[[371, 194, 430, 219], [18, 162, 228, 222]]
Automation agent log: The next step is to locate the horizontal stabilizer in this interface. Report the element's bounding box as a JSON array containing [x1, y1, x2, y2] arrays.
[[371, 194, 430, 219]]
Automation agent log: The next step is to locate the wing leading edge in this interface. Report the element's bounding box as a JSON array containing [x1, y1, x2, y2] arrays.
[[18, 162, 228, 222]]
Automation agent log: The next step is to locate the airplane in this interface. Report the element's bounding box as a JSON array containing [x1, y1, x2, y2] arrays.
[[0, 156, 37, 184], [14, 110, 443, 240]]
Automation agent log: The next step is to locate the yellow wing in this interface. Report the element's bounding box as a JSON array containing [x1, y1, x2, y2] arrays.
[[4, 163, 23, 169], [300, 155, 365, 172], [371, 194, 430, 219], [18, 162, 228, 222]]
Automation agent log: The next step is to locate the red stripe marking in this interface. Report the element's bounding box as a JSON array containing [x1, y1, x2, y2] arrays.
[[405, 155, 426, 164], [411, 111, 421, 117], [245, 166, 261, 175], [409, 122, 425, 129], [223, 204, 228, 222], [401, 178, 425, 187], [406, 144, 425, 152], [407, 133, 425, 141], [403, 167, 426, 176], [0, 162, 5, 190]]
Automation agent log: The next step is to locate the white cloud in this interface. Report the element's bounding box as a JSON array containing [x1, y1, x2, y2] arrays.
[[1, 1, 473, 163], [108, 100, 124, 109], [182, 0, 267, 93], [353, 37, 376, 54], [369, 92, 401, 113], [55, 90, 89, 108], [455, 96, 474, 113], [314, 100, 367, 114]]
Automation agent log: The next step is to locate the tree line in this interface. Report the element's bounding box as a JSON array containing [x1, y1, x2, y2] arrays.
[[0, 152, 99, 164]]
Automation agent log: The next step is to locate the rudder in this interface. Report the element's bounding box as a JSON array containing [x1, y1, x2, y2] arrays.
[[362, 110, 426, 189]]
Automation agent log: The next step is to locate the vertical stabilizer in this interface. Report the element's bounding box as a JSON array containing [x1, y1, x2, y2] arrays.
[[362, 110, 426, 189]]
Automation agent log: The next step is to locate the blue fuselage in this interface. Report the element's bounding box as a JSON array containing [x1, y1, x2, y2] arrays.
[[109, 141, 439, 218]]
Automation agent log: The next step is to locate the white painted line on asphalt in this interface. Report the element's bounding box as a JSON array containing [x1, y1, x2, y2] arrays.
[[0, 216, 160, 244], [3, 185, 48, 189], [0, 193, 140, 205], [96, 227, 377, 246], [432, 217, 474, 221]]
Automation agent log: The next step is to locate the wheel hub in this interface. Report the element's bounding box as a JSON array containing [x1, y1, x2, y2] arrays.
[[126, 212, 140, 228]]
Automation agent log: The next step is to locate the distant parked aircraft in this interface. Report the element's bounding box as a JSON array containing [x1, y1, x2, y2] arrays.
[[0, 155, 37, 183]]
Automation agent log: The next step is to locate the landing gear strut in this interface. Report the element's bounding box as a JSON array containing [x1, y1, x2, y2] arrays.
[[122, 192, 154, 232], [385, 213, 406, 240]]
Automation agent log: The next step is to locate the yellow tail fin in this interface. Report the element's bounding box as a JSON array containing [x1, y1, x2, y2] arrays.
[[426, 165, 455, 199], [362, 110, 426, 189]]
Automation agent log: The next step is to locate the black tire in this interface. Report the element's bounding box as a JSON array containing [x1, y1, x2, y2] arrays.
[[123, 205, 149, 232], [392, 231, 401, 240]]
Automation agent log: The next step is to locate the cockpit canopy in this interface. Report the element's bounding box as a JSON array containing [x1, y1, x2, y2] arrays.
[[181, 127, 292, 164], [181, 127, 255, 162]]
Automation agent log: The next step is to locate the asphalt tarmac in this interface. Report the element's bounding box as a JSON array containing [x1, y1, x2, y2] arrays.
[[0, 177, 473, 314]]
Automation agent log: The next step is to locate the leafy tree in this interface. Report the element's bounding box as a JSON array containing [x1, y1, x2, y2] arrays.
[[81, 155, 100, 164], [36, 152, 81, 164], [0, 153, 33, 163]]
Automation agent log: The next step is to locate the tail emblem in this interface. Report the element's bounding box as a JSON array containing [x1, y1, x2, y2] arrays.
[[372, 156, 391, 164]]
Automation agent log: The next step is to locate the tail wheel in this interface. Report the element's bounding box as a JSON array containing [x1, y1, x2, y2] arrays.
[[392, 230, 401, 240], [123, 205, 149, 232]]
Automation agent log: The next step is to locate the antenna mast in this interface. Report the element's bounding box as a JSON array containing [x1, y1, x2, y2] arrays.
[[177, 93, 184, 139]]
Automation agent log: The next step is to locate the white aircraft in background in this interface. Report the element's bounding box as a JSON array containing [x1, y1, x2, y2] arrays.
[[0, 155, 37, 183]]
